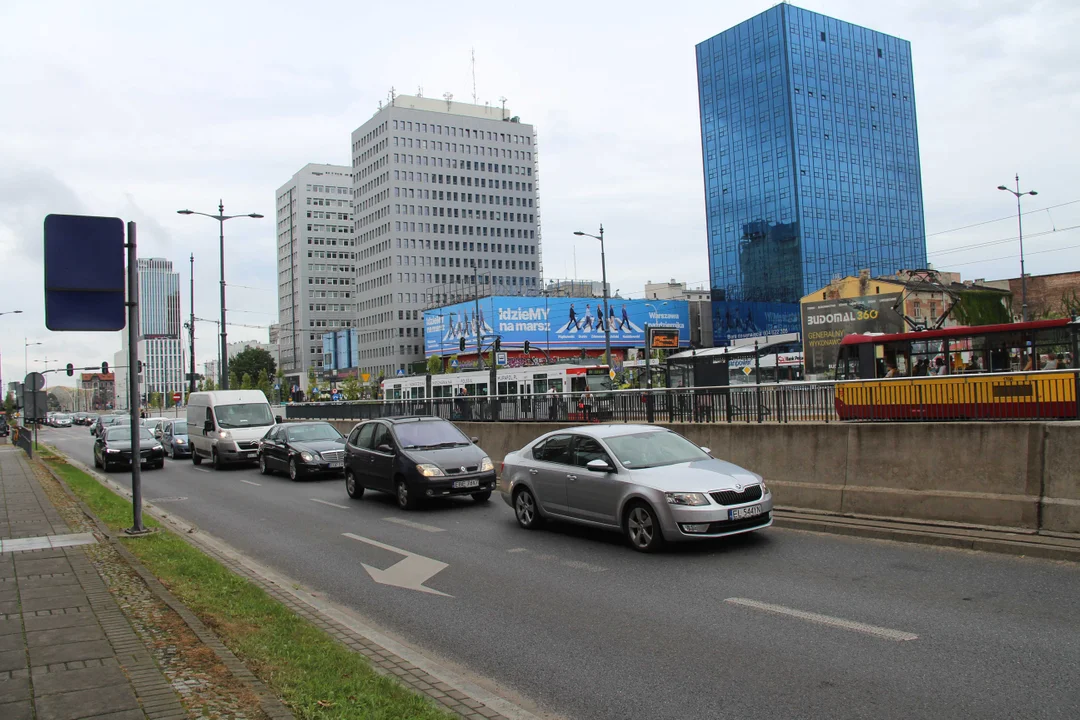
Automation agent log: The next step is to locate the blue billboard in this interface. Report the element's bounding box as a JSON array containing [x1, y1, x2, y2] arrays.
[[423, 296, 689, 357], [712, 300, 801, 346], [322, 329, 359, 370]]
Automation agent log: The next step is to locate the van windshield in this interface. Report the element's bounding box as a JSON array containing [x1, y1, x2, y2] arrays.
[[215, 403, 274, 429]]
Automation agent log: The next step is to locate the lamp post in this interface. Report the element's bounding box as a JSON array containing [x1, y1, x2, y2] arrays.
[[997, 175, 1038, 323], [573, 225, 612, 372], [24, 339, 42, 379], [0, 310, 22, 396], [177, 201, 263, 389]]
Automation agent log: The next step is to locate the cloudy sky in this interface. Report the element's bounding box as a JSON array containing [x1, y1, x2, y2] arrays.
[[2, 0, 1077, 390]]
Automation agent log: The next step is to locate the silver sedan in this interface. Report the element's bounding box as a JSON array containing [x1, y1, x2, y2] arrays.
[[500, 424, 772, 552]]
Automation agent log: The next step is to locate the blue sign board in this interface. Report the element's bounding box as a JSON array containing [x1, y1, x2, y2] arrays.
[[43, 214, 126, 331], [322, 329, 359, 370], [712, 300, 801, 346], [423, 296, 689, 357]]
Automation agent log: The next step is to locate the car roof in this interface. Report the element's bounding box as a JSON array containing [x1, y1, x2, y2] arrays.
[[547, 424, 669, 440], [382, 416, 450, 425]]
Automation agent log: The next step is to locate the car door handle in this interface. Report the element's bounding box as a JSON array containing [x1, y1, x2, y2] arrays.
[[529, 469, 539, 475], [567, 474, 578, 481]]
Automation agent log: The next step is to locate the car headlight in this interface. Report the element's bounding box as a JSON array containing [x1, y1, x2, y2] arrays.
[[665, 492, 711, 506], [479, 456, 494, 472], [106, 448, 120, 454], [300, 451, 315, 463], [417, 463, 445, 477], [759, 480, 769, 495], [153, 445, 162, 451], [218, 430, 231, 439], [176, 438, 186, 444]]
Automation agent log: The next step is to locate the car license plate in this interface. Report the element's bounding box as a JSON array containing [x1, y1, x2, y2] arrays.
[[452, 479, 480, 489], [329, 461, 344, 469], [729, 504, 763, 521], [245, 452, 257, 458]]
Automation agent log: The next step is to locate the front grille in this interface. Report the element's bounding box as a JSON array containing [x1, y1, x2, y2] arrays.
[[236, 440, 259, 450], [710, 485, 763, 506], [320, 450, 345, 462], [704, 512, 771, 534], [444, 465, 479, 475]]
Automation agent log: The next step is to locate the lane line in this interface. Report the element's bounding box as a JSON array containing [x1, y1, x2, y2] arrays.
[[311, 498, 350, 510], [383, 517, 445, 533], [192, 468, 211, 474], [724, 598, 918, 642], [240, 479, 261, 486]]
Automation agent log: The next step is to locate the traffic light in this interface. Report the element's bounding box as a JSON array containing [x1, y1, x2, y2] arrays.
[[66, 363, 74, 377], [101, 362, 108, 374], [459, 337, 466, 352], [523, 340, 531, 354], [137, 360, 143, 373], [494, 337, 501, 352]]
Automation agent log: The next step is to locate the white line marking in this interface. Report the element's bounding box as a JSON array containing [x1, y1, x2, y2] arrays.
[[724, 598, 918, 642], [342, 533, 451, 596], [192, 468, 211, 473], [506, 547, 528, 553], [383, 517, 445, 533], [311, 498, 349, 510], [240, 479, 261, 486]]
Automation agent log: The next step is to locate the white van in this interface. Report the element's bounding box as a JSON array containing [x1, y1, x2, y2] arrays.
[[187, 390, 280, 469]]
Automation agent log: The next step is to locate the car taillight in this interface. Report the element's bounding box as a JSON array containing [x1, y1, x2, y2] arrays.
[[500, 462, 504, 474]]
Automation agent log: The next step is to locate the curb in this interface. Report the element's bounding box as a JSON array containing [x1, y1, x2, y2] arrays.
[[35, 454, 296, 720], [773, 512, 1080, 563]]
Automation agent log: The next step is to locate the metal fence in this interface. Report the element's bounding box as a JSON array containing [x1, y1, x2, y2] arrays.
[[13, 425, 33, 457], [286, 370, 1080, 425]]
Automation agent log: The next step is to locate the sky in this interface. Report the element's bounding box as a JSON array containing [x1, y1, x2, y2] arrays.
[[2, 0, 1078, 391]]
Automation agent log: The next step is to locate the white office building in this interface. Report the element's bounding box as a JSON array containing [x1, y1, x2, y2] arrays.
[[350, 94, 543, 379], [275, 164, 356, 393]]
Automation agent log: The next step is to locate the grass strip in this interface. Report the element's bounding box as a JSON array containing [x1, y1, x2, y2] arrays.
[[40, 451, 457, 720]]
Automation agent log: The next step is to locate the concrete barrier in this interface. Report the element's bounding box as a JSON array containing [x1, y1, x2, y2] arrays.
[[319, 418, 1079, 535]]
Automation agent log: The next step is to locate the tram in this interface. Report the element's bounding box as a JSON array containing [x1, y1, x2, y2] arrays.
[[381, 364, 612, 401], [834, 318, 1079, 420]]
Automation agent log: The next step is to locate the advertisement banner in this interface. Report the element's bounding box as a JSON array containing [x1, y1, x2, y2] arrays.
[[712, 300, 801, 346], [424, 297, 689, 356], [800, 293, 905, 376]]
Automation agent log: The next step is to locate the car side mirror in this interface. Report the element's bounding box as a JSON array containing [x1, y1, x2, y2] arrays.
[[203, 420, 214, 433], [586, 458, 614, 473], [275, 415, 283, 424], [700, 446, 711, 455], [471, 436, 480, 443], [376, 443, 394, 454]]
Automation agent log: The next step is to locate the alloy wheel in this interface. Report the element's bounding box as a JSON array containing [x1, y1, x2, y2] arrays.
[[627, 507, 655, 550], [515, 491, 536, 527]]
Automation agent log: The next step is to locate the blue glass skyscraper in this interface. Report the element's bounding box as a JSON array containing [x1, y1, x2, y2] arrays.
[[697, 4, 927, 345]]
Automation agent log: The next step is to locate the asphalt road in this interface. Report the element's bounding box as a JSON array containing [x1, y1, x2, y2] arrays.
[[45, 426, 1080, 720]]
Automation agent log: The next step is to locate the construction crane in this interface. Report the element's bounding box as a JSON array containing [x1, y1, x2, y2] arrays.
[[193, 316, 269, 330]]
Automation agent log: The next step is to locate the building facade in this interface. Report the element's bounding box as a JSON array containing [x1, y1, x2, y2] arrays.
[[275, 163, 356, 394], [697, 4, 927, 345], [114, 258, 185, 408], [78, 373, 115, 411], [350, 94, 543, 381], [645, 280, 714, 348]]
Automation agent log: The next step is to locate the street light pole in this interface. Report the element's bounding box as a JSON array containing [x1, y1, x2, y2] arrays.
[[189, 253, 196, 395], [997, 175, 1038, 322], [177, 201, 263, 390], [573, 225, 612, 372]]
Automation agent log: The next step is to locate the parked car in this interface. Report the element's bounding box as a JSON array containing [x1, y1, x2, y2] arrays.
[[500, 424, 773, 552], [92, 415, 129, 437], [343, 416, 496, 510], [258, 421, 345, 480], [187, 390, 280, 469], [93, 425, 165, 472], [157, 419, 192, 459]]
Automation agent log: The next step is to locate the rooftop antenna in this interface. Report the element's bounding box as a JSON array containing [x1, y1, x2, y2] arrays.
[[417, 84, 424, 98], [499, 96, 507, 120], [389, 86, 396, 106], [471, 48, 478, 104], [443, 91, 453, 110]]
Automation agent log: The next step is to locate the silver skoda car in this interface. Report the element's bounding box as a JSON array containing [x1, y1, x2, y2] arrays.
[[500, 424, 772, 552]]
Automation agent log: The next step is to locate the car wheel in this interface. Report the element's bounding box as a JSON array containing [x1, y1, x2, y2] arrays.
[[212, 449, 223, 471], [396, 478, 418, 511], [345, 469, 364, 499], [471, 490, 492, 503], [259, 454, 272, 475], [289, 459, 300, 482], [513, 487, 542, 529], [624, 502, 665, 553], [192, 451, 202, 466], [155, 460, 165, 470]]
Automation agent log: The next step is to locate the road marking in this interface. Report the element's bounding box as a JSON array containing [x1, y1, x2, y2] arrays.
[[383, 517, 445, 533], [311, 498, 349, 510], [507, 547, 528, 553], [343, 533, 451, 597], [724, 598, 919, 642], [240, 479, 261, 486], [193, 468, 211, 474]]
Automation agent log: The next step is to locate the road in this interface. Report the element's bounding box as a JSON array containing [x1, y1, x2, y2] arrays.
[[45, 425, 1080, 720]]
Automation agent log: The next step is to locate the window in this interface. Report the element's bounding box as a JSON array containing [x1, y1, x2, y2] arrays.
[[572, 437, 612, 468], [532, 434, 574, 464]]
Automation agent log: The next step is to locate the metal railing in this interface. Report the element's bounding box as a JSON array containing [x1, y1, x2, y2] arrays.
[[13, 425, 33, 457], [285, 370, 1080, 425]]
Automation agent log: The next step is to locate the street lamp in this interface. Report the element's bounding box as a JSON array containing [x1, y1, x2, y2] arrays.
[[24, 339, 42, 378], [997, 175, 1038, 322], [573, 225, 612, 373], [178, 201, 264, 390]]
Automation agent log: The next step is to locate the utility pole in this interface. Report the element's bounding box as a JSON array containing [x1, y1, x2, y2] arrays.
[[189, 254, 196, 395]]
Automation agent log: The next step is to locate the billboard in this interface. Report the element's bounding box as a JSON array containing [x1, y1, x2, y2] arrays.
[[423, 296, 689, 357], [322, 329, 359, 370], [713, 300, 801, 346], [800, 293, 905, 376]]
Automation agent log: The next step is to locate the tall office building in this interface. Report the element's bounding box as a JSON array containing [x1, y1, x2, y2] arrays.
[[697, 4, 927, 345], [115, 258, 185, 408], [275, 164, 356, 393], [350, 94, 542, 379]]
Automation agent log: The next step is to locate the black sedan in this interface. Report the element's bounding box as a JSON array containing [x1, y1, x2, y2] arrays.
[[92, 415, 128, 437], [258, 422, 346, 481], [94, 426, 165, 472], [343, 416, 496, 510]]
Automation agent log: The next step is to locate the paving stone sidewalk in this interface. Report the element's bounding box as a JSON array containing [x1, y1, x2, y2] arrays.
[[0, 446, 187, 720]]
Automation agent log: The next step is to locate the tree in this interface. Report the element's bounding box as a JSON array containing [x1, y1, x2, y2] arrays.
[[240, 373, 254, 390], [341, 376, 362, 400], [256, 369, 272, 398], [307, 367, 318, 393], [952, 290, 1012, 326], [229, 371, 240, 391], [275, 367, 285, 403], [4, 391, 16, 417], [203, 377, 217, 392], [427, 355, 443, 375], [229, 347, 276, 384]]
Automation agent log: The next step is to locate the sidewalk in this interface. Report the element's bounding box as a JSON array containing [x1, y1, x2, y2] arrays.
[[0, 446, 188, 720]]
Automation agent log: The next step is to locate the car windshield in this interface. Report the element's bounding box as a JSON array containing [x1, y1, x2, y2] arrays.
[[603, 431, 710, 469], [171, 422, 190, 436], [394, 421, 470, 449], [106, 427, 156, 442], [287, 424, 342, 442], [215, 403, 274, 429]]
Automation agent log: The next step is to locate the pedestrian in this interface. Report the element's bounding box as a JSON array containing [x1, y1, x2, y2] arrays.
[[547, 385, 559, 421], [581, 389, 595, 422]]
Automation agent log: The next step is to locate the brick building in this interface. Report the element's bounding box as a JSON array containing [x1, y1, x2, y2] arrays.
[[983, 271, 1080, 320], [79, 373, 115, 410]]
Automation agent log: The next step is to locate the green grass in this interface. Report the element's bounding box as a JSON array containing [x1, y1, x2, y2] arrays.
[[40, 452, 456, 720]]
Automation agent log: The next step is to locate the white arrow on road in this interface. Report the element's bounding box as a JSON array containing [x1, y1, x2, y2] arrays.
[[342, 533, 452, 597]]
